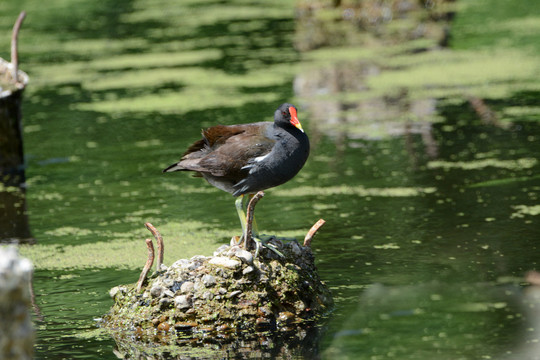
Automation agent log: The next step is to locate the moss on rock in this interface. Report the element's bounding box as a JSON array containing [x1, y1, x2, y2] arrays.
[[101, 238, 333, 347]]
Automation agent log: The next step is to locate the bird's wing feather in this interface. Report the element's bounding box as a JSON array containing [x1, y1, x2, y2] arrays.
[[165, 123, 275, 178], [198, 133, 275, 177]]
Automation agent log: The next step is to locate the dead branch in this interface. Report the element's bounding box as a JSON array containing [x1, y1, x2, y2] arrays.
[[11, 11, 26, 83], [145, 222, 164, 270], [303, 219, 326, 247], [136, 239, 155, 292], [29, 271, 44, 321], [244, 191, 264, 251]]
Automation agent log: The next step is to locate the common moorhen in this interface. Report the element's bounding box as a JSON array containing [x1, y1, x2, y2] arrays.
[[163, 103, 310, 244]]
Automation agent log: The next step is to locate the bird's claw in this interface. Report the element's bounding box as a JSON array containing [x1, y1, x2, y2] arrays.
[[252, 235, 287, 258]]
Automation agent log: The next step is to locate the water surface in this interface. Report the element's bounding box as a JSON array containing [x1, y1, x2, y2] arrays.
[[0, 0, 539, 358]]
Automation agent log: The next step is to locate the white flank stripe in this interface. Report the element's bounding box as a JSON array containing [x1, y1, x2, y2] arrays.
[[254, 153, 270, 162]]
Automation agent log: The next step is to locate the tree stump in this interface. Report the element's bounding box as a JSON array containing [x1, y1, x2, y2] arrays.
[[0, 59, 28, 186], [0, 12, 33, 244]]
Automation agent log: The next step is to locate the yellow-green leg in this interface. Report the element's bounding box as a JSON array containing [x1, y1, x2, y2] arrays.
[[235, 193, 286, 257], [235, 195, 247, 238]]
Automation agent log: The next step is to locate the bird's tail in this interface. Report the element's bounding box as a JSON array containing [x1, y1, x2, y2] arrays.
[[163, 163, 184, 173]]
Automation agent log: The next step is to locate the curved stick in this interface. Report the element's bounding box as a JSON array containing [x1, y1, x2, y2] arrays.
[[11, 11, 26, 82], [244, 191, 264, 250], [145, 222, 163, 270], [29, 271, 44, 321], [303, 219, 326, 247], [136, 239, 155, 292]]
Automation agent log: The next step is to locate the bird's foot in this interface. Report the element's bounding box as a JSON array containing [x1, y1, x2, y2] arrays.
[[252, 236, 282, 258], [250, 234, 298, 258]]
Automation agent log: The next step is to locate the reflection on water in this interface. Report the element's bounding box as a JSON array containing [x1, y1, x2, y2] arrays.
[[109, 321, 327, 359], [502, 279, 540, 360], [294, 60, 440, 165], [0, 0, 538, 358], [0, 187, 33, 243]]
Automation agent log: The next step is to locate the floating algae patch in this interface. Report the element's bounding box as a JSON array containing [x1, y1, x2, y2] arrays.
[[76, 90, 280, 114], [468, 174, 540, 188], [295, 0, 540, 142], [427, 158, 537, 171], [101, 239, 333, 355], [19, 220, 234, 270], [511, 205, 540, 219], [273, 185, 436, 198], [367, 49, 540, 100], [88, 49, 222, 71]]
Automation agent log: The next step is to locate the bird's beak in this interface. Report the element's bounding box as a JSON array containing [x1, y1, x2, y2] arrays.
[[288, 106, 304, 133]]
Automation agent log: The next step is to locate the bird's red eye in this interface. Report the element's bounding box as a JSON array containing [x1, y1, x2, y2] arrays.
[[282, 111, 288, 116]]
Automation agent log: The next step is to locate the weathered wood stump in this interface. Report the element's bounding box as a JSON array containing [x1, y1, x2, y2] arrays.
[[0, 58, 28, 187], [0, 12, 33, 244]]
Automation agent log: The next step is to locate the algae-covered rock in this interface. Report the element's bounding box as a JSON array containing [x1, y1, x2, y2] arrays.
[[101, 239, 333, 348]]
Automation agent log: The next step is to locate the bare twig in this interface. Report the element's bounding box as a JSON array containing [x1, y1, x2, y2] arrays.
[[29, 271, 44, 321], [244, 191, 264, 250], [303, 219, 326, 247], [11, 11, 26, 83], [136, 239, 155, 292], [145, 222, 164, 270]]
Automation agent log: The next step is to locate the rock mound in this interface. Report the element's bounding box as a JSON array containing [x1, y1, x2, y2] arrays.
[[101, 238, 333, 346]]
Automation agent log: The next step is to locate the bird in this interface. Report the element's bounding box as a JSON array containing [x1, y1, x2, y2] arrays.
[[163, 103, 310, 249]]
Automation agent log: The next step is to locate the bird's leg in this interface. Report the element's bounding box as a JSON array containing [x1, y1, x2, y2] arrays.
[[235, 195, 248, 243]]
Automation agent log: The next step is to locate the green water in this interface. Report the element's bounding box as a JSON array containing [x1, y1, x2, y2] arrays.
[[0, 0, 539, 358]]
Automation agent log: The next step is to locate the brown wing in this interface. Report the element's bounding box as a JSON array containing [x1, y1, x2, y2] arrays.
[[180, 125, 245, 158], [169, 123, 275, 180], [198, 133, 275, 178]]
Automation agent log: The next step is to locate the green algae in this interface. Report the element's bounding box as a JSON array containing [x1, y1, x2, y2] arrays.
[[273, 185, 436, 198], [19, 218, 308, 270], [89, 49, 222, 71], [0, 0, 538, 357], [468, 175, 540, 188], [371, 49, 540, 98], [4, 0, 299, 116], [427, 158, 537, 171], [510, 205, 540, 219], [19, 220, 236, 270], [295, 0, 540, 145], [301, 45, 540, 112], [76, 90, 281, 114]]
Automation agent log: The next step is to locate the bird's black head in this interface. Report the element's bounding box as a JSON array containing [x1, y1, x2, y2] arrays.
[[274, 103, 304, 132]]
